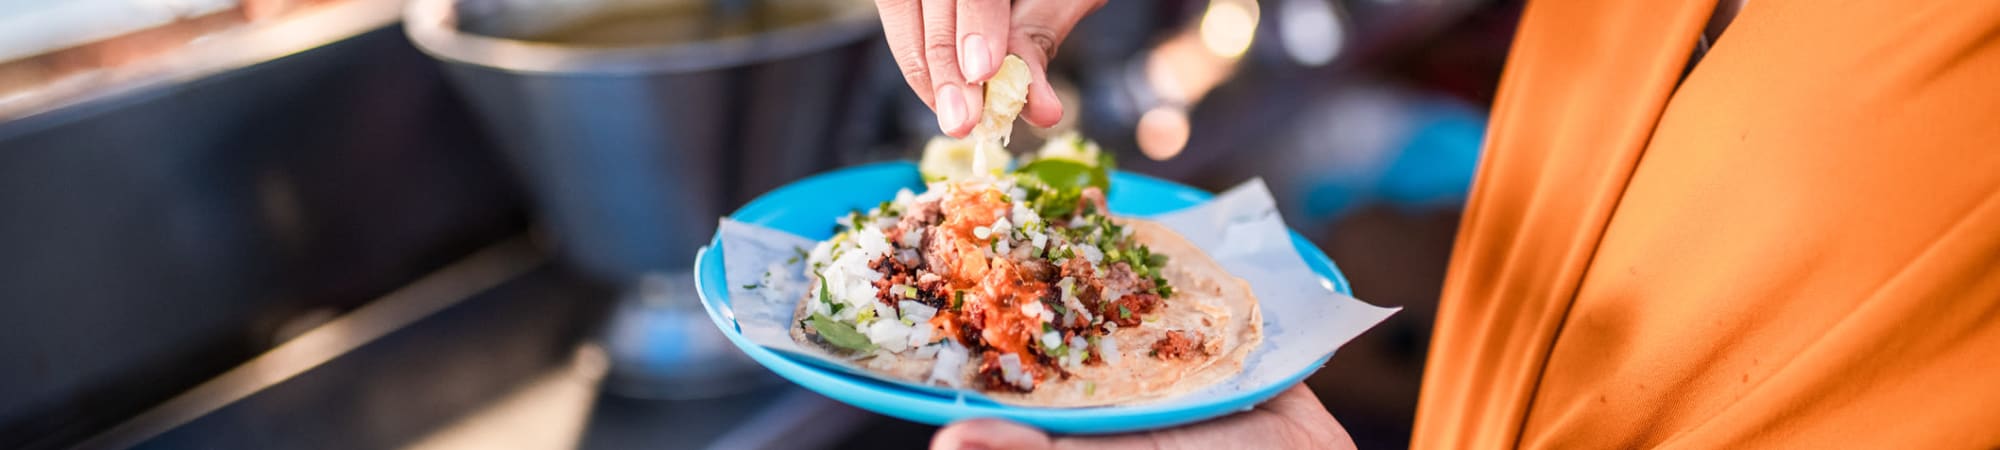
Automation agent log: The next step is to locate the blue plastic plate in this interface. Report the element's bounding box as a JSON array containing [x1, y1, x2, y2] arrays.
[[695, 161, 1352, 434]]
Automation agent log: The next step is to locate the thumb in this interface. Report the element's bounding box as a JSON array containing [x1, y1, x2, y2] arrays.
[[931, 418, 1056, 450], [1007, 0, 1103, 128]]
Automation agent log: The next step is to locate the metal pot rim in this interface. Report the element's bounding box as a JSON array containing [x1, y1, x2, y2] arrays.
[[405, 0, 880, 76]]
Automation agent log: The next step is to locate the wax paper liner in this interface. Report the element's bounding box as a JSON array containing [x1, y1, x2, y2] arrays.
[[718, 179, 1399, 407]]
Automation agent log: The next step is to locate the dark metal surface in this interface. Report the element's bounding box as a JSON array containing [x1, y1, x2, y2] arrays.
[[406, 0, 887, 282], [86, 240, 592, 449], [0, 8, 527, 449], [81, 239, 865, 450]]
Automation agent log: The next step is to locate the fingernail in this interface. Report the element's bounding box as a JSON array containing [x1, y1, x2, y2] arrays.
[[937, 84, 966, 130], [960, 34, 990, 80]]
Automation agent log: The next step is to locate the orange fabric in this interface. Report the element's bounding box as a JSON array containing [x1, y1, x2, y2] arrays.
[[1413, 0, 2000, 448]]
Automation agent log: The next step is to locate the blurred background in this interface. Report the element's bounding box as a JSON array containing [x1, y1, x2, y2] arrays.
[[0, 0, 1516, 448]]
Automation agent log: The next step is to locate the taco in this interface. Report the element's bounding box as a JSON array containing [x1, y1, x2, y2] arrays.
[[788, 174, 1263, 406]]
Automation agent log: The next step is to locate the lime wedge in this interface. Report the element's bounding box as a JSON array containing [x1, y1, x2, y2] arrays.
[[975, 55, 1033, 146], [1015, 158, 1109, 193], [920, 55, 1034, 182], [1035, 131, 1105, 166], [919, 136, 1009, 182]]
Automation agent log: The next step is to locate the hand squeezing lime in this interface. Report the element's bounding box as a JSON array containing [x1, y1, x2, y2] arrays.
[[920, 55, 1034, 182]]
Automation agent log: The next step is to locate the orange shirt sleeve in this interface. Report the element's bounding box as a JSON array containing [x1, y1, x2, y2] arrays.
[[1414, 0, 2000, 448]]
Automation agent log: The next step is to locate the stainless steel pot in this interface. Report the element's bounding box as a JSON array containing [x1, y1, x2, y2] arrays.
[[405, 0, 880, 282]]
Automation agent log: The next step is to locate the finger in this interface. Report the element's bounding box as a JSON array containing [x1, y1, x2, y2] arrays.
[[1055, 385, 1349, 450], [1008, 0, 1104, 128], [956, 0, 1010, 82], [931, 418, 1055, 450], [1006, 35, 1065, 128], [876, 0, 935, 106], [920, 0, 976, 136], [1262, 383, 1336, 419], [1260, 385, 1357, 450]]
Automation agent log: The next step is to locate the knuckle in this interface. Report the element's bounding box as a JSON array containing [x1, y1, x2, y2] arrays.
[[1017, 26, 1060, 59], [923, 36, 959, 68], [898, 58, 931, 82]]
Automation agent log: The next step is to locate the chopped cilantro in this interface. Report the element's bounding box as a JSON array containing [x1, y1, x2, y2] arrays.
[[952, 290, 966, 311], [807, 313, 876, 352], [1017, 176, 1082, 219], [741, 283, 759, 290], [1118, 305, 1132, 320]]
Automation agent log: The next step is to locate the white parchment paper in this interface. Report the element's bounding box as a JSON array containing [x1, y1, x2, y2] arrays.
[[719, 179, 1399, 407]]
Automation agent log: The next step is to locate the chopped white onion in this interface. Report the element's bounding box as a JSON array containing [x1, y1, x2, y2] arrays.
[[1080, 246, 1112, 264], [866, 319, 912, 353], [915, 186, 944, 203], [1067, 336, 1089, 367], [818, 228, 892, 322], [1020, 301, 1046, 320], [1078, 245, 1104, 264], [1103, 286, 1133, 306], [1058, 278, 1095, 325], [1100, 336, 1121, 366], [1011, 203, 1040, 229], [899, 300, 938, 322], [929, 342, 968, 387], [998, 353, 1032, 389], [1041, 331, 1063, 350], [907, 323, 935, 348], [973, 226, 992, 239]]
